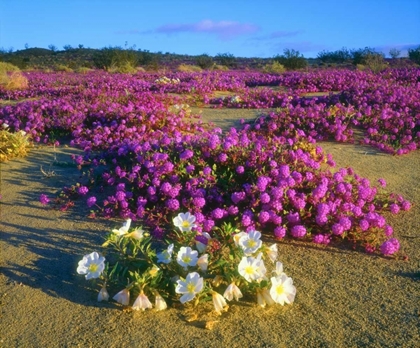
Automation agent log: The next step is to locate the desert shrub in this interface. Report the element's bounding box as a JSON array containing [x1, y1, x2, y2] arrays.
[[0, 62, 28, 90], [0, 126, 32, 162], [107, 61, 138, 74], [196, 54, 214, 69], [216, 53, 237, 68], [213, 64, 229, 71], [408, 45, 420, 65], [93, 47, 138, 71], [389, 48, 401, 59], [356, 64, 367, 71], [76, 67, 93, 74], [363, 53, 388, 73], [317, 47, 352, 64], [55, 64, 73, 72], [177, 64, 202, 72], [350, 47, 378, 65], [274, 49, 308, 70], [262, 61, 286, 74], [0, 61, 20, 74]]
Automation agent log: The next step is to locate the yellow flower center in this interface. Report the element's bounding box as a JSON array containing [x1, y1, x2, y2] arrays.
[[182, 256, 191, 264], [88, 264, 98, 273], [244, 265, 255, 275], [182, 221, 191, 228], [187, 282, 195, 293], [275, 284, 285, 295], [246, 239, 256, 248]]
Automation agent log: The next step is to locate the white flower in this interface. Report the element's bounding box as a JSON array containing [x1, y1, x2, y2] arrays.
[[175, 272, 203, 304], [154, 292, 167, 311], [125, 227, 145, 240], [223, 283, 243, 301], [112, 219, 131, 236], [173, 212, 197, 232], [1, 123, 9, 129], [238, 230, 262, 255], [196, 232, 211, 253], [273, 261, 285, 276], [157, 243, 174, 264], [97, 285, 109, 302], [265, 244, 278, 263], [233, 231, 248, 246], [197, 254, 209, 272], [238, 256, 266, 282], [19, 130, 26, 136], [132, 291, 153, 311], [176, 246, 198, 268], [270, 274, 296, 305], [77, 251, 105, 280], [212, 291, 228, 315], [113, 288, 130, 306]]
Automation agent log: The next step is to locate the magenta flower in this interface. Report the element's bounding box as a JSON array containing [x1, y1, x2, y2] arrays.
[[380, 238, 400, 256], [39, 194, 50, 205], [87, 196, 97, 207], [290, 225, 306, 238]]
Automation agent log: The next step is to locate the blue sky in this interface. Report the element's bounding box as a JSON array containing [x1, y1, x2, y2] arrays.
[[1, 0, 419, 58]]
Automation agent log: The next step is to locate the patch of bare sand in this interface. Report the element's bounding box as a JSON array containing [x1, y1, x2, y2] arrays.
[[0, 110, 419, 347]]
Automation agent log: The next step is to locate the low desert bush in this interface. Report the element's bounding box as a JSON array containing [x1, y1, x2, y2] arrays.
[[55, 64, 74, 72], [0, 62, 28, 90], [274, 49, 308, 70], [262, 61, 286, 74], [212, 64, 229, 71], [177, 64, 202, 72], [408, 45, 420, 65], [0, 126, 32, 162], [196, 54, 214, 69], [76, 67, 94, 74]]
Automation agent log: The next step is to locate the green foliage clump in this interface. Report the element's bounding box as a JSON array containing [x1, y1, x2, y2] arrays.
[[55, 64, 73, 72], [317, 47, 352, 64], [363, 53, 388, 73], [216, 53, 237, 68], [408, 46, 420, 65], [262, 61, 286, 74], [92, 46, 139, 71], [0, 62, 28, 90], [195, 54, 214, 69], [274, 49, 308, 70], [0, 126, 32, 162]]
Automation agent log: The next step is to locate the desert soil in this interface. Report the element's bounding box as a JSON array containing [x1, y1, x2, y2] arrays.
[[0, 108, 419, 348]]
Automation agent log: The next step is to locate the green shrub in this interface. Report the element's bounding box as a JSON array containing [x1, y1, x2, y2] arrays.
[[177, 64, 202, 72], [317, 47, 352, 64], [274, 49, 308, 70], [0, 61, 20, 74], [408, 45, 420, 65], [92, 46, 139, 71], [363, 53, 388, 73], [196, 54, 214, 69], [216, 53, 237, 68], [55, 64, 73, 72], [262, 61, 286, 74]]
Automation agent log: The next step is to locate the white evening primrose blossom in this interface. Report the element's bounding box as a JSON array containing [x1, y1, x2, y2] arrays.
[[233, 231, 248, 247], [197, 254, 209, 272], [238, 230, 262, 255], [112, 219, 131, 236], [113, 288, 130, 306], [176, 246, 198, 268], [265, 244, 278, 263], [157, 243, 174, 264], [77, 251, 105, 280], [223, 283, 243, 301], [212, 291, 228, 315], [97, 284, 109, 302], [173, 212, 197, 232], [2, 123, 9, 129], [238, 256, 266, 282], [270, 274, 296, 306], [125, 226, 145, 240], [273, 261, 285, 276], [154, 292, 167, 311], [132, 291, 153, 311], [175, 272, 204, 304]]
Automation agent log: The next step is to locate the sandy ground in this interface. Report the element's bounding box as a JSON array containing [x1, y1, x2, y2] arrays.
[[0, 108, 419, 348]]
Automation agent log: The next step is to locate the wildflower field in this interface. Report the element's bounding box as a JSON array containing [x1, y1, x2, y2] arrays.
[[0, 67, 419, 347]]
